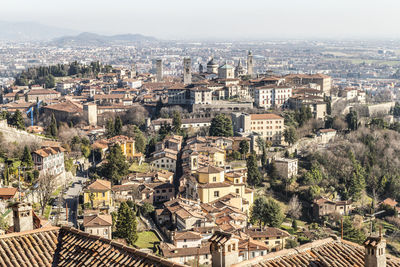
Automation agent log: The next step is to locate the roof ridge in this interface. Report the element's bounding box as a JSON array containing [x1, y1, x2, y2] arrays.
[[0, 226, 60, 239], [232, 237, 335, 267]]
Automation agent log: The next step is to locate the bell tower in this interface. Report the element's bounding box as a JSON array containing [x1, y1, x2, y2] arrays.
[[247, 51, 254, 77], [156, 59, 163, 82], [183, 57, 192, 84]]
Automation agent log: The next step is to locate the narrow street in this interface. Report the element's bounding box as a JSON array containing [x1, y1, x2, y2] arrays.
[[63, 173, 87, 227]]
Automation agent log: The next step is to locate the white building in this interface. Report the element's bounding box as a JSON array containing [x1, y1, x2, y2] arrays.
[[274, 158, 298, 179], [254, 86, 292, 109], [32, 146, 65, 176]]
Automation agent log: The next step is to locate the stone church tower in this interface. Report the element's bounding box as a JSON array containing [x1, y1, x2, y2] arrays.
[[183, 57, 192, 84], [247, 50, 254, 76]]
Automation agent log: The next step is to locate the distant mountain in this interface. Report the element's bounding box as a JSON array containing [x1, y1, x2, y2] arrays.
[[52, 32, 157, 46], [0, 21, 79, 41]]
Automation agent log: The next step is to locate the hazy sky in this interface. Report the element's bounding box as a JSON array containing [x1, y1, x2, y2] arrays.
[[2, 0, 400, 40]]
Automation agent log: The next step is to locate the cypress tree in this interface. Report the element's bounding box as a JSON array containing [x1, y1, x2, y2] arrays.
[[114, 116, 123, 136], [115, 202, 138, 245], [21, 146, 33, 168], [11, 110, 25, 130], [106, 118, 115, 138], [247, 152, 262, 186], [48, 113, 58, 137]]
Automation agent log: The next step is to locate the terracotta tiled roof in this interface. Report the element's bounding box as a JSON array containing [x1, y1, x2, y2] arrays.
[[197, 165, 224, 174], [250, 113, 283, 120], [83, 214, 112, 227], [160, 242, 210, 258], [245, 227, 290, 239], [382, 198, 398, 208], [232, 237, 400, 267], [87, 179, 111, 191], [44, 101, 83, 114], [0, 226, 186, 266], [174, 231, 202, 241], [27, 89, 60, 95], [0, 187, 18, 197]]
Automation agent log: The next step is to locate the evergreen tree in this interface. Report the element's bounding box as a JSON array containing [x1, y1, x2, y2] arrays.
[[262, 198, 284, 227], [346, 110, 358, 131], [115, 202, 138, 245], [268, 161, 279, 180], [172, 111, 182, 134], [154, 99, 163, 118], [239, 140, 249, 157], [261, 147, 268, 167], [102, 144, 129, 184], [158, 122, 172, 140], [284, 126, 298, 145], [47, 113, 58, 137], [250, 197, 266, 226], [132, 126, 146, 153], [21, 146, 33, 168], [325, 116, 334, 129], [348, 152, 366, 201], [246, 152, 262, 186], [342, 217, 365, 244], [114, 116, 123, 136], [325, 96, 332, 115], [145, 137, 157, 157], [209, 114, 233, 137], [106, 118, 115, 138], [11, 110, 25, 130], [250, 197, 284, 228]]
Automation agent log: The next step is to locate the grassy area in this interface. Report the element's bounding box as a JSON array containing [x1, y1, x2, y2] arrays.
[[134, 231, 161, 251], [129, 163, 151, 173], [43, 205, 52, 219]]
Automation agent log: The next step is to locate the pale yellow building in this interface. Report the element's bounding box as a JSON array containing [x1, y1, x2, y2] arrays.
[[84, 179, 113, 212], [191, 166, 253, 205]]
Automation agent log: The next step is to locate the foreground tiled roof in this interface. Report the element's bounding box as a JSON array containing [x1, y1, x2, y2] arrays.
[[233, 237, 400, 267], [0, 226, 187, 267]]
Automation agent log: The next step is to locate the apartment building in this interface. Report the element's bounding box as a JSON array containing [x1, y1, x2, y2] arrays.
[[231, 113, 284, 144], [32, 146, 65, 175], [254, 86, 292, 109]]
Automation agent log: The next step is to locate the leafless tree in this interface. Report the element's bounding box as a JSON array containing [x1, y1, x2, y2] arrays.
[[37, 172, 57, 215], [122, 105, 149, 126], [287, 195, 302, 219]]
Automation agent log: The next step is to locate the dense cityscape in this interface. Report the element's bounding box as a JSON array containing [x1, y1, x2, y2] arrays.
[[1, 2, 400, 267]]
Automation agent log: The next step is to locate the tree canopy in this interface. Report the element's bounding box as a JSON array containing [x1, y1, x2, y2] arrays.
[[247, 152, 262, 186], [251, 197, 284, 227], [209, 114, 233, 137], [102, 144, 129, 184], [115, 202, 138, 245]]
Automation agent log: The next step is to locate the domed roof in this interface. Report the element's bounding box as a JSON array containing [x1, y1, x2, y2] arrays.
[[207, 58, 218, 66], [219, 63, 234, 69]]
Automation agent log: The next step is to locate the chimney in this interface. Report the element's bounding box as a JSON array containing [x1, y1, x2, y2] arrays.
[[12, 202, 33, 232], [363, 230, 386, 267]]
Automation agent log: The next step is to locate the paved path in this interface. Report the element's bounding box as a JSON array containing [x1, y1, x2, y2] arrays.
[[63, 174, 88, 227]]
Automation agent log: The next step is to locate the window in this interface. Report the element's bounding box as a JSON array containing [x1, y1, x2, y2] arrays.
[[213, 177, 216, 182], [236, 189, 240, 194], [102, 192, 105, 197], [214, 191, 219, 197]]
